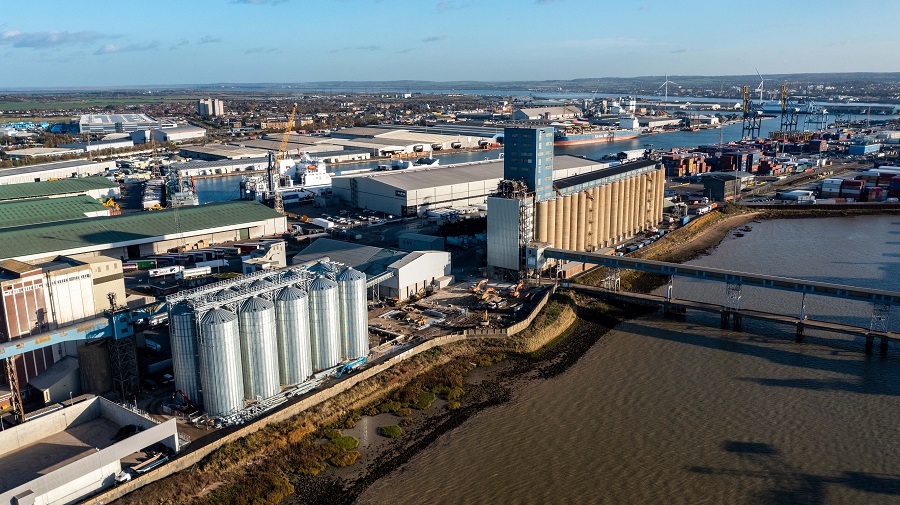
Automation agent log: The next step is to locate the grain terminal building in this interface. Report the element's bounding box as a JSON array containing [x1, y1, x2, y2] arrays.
[[487, 127, 664, 277]]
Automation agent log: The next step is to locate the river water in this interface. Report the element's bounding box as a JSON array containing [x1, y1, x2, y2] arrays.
[[356, 216, 900, 505]]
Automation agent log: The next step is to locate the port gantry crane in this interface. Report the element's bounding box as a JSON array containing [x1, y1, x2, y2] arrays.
[[779, 83, 800, 134], [740, 84, 763, 140], [267, 102, 298, 215]]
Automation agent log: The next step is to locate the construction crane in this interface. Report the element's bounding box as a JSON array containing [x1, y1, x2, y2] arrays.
[[267, 103, 298, 216], [741, 84, 762, 140]]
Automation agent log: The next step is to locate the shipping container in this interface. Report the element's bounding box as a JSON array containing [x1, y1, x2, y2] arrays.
[[149, 266, 183, 277], [176, 266, 212, 280]]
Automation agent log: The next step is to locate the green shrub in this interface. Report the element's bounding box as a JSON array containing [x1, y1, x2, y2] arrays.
[[395, 407, 412, 417], [330, 451, 360, 467], [379, 425, 402, 438], [446, 386, 464, 401], [412, 392, 436, 410], [447, 400, 462, 410], [432, 384, 451, 395], [342, 418, 356, 429], [322, 428, 341, 440], [400, 417, 413, 427], [378, 400, 401, 414], [363, 405, 378, 416], [330, 435, 359, 451]]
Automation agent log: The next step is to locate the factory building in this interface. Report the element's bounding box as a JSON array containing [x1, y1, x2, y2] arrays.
[[0, 160, 116, 185], [59, 138, 134, 152], [0, 195, 113, 230], [177, 145, 266, 161], [0, 177, 120, 203], [332, 162, 503, 217], [291, 238, 452, 302], [0, 254, 126, 403], [198, 98, 225, 117], [0, 396, 179, 505], [331, 153, 617, 218], [151, 125, 207, 144], [165, 261, 371, 416], [77, 114, 174, 134], [487, 126, 665, 277], [0, 200, 287, 263], [168, 156, 270, 177], [4, 147, 85, 159], [324, 126, 493, 155], [512, 106, 582, 121]]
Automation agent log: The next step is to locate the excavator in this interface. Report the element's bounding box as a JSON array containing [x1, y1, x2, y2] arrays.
[[470, 278, 488, 294], [508, 281, 524, 298]]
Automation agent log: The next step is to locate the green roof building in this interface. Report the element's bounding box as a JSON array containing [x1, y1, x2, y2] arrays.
[[0, 195, 111, 230], [0, 200, 287, 262], [0, 177, 120, 202]]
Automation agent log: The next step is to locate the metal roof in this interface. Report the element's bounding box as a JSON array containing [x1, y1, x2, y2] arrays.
[[342, 161, 504, 191], [27, 356, 79, 390], [0, 177, 117, 202], [553, 159, 658, 191], [0, 200, 283, 261], [168, 156, 269, 171], [0, 195, 109, 230], [292, 238, 406, 276], [0, 159, 112, 177]]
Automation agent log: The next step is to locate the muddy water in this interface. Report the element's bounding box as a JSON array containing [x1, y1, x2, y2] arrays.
[[357, 216, 900, 505]]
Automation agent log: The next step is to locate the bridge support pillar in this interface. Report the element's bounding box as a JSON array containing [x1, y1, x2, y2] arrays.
[[881, 337, 889, 356], [795, 322, 804, 343], [720, 310, 730, 329], [732, 313, 743, 331], [865, 334, 874, 354]]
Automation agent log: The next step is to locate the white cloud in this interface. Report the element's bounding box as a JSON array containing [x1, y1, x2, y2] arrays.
[[94, 41, 159, 55], [1, 30, 106, 48]]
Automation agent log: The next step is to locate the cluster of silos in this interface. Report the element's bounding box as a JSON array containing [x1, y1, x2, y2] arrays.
[[167, 264, 370, 417], [534, 167, 664, 251]]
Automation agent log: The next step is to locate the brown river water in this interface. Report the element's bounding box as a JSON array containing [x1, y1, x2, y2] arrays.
[[357, 216, 900, 505]]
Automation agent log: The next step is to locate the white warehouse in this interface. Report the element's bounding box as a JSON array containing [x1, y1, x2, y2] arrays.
[[331, 155, 613, 218]]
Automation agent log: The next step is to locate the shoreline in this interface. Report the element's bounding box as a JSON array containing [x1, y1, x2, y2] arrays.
[[110, 207, 890, 504]]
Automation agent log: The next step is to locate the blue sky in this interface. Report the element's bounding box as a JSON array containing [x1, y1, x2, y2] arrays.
[[1, 0, 898, 87]]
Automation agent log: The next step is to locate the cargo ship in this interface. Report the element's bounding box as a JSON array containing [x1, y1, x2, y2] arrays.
[[240, 154, 331, 204], [553, 114, 642, 146]]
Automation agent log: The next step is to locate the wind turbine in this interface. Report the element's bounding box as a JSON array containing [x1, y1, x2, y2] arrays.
[[658, 73, 678, 104], [755, 68, 768, 103]]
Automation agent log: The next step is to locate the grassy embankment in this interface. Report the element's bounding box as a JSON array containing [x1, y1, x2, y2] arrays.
[[115, 340, 508, 505]]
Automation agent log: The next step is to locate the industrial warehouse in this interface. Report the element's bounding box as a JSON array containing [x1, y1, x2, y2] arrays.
[[486, 127, 665, 277], [331, 152, 622, 217]]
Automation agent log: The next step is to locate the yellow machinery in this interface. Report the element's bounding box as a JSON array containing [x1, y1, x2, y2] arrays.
[[102, 198, 120, 212], [470, 278, 488, 293]]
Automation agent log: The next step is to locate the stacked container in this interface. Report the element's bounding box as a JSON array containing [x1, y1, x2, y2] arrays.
[[820, 178, 843, 198], [238, 297, 280, 400], [198, 308, 244, 416], [307, 276, 340, 370], [274, 286, 312, 385], [336, 267, 370, 360]]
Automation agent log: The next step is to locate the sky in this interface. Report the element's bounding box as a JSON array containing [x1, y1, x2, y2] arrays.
[[2, 0, 899, 88]]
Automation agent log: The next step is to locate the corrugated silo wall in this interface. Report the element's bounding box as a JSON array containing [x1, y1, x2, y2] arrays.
[[561, 195, 572, 250], [575, 191, 586, 251], [536, 201, 548, 243], [553, 197, 564, 247], [599, 184, 610, 247], [546, 200, 556, 247]]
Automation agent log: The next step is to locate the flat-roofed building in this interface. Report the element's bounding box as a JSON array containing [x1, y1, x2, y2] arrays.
[[0, 177, 120, 202], [78, 113, 172, 133], [0, 200, 287, 263], [0, 160, 116, 185], [151, 125, 206, 143], [59, 138, 134, 152], [178, 144, 263, 161], [5, 147, 84, 159]]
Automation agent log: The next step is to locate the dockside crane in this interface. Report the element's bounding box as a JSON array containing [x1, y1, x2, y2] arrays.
[[779, 83, 799, 134], [267, 102, 297, 215], [741, 85, 762, 140]]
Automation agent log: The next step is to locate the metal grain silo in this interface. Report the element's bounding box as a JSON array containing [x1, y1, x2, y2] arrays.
[[169, 302, 202, 405], [309, 261, 338, 281], [274, 286, 312, 385], [198, 308, 243, 417], [307, 276, 340, 370], [238, 297, 280, 401], [337, 267, 369, 360], [250, 279, 275, 293]]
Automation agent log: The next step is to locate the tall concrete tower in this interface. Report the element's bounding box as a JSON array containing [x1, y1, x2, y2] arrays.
[[503, 126, 555, 202]]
